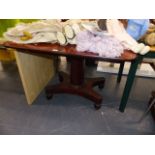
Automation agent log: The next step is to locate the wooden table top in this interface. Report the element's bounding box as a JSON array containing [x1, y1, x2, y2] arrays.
[[0, 41, 137, 62]]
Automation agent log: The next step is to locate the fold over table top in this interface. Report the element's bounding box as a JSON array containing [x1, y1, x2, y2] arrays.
[[1, 41, 137, 62]]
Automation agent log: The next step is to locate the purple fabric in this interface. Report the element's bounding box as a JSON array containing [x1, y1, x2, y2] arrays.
[[76, 31, 124, 58]]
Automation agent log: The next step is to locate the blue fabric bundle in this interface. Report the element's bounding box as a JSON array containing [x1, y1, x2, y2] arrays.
[[126, 19, 150, 40]]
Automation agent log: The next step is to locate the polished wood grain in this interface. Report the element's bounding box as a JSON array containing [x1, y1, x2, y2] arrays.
[[2, 41, 137, 62]]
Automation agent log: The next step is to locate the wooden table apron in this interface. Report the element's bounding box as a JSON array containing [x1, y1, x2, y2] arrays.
[[1, 42, 137, 110]]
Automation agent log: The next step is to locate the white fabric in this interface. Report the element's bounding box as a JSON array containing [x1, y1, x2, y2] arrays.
[[4, 19, 62, 43], [3, 19, 151, 56], [106, 19, 150, 55], [4, 19, 98, 44], [76, 30, 124, 58]]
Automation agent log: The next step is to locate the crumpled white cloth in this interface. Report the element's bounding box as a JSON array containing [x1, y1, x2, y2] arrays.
[[76, 19, 150, 57], [76, 30, 124, 58], [3, 19, 99, 45], [106, 19, 150, 55], [3, 19, 62, 44], [106, 19, 138, 48]]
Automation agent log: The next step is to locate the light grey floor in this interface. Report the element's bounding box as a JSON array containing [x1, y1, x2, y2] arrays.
[[0, 61, 155, 135]]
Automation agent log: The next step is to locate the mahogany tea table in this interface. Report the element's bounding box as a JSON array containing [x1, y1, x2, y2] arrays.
[[1, 42, 137, 110]]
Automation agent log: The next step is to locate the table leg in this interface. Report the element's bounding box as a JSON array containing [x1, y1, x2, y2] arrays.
[[119, 56, 143, 112], [117, 62, 125, 83]]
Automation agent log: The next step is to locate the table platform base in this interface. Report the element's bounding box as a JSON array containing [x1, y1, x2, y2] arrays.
[[45, 71, 105, 109]]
